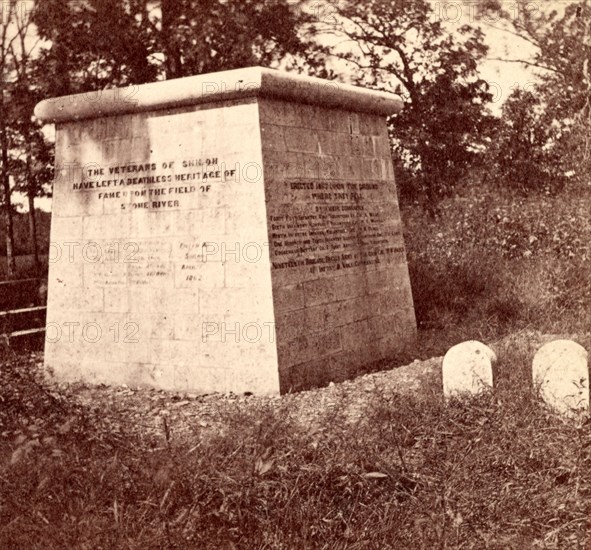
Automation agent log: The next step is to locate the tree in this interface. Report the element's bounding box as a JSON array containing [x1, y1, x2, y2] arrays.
[[478, 0, 591, 190], [155, 0, 311, 79], [490, 89, 567, 193], [9, 87, 54, 270], [7, 2, 53, 273], [0, 0, 53, 278], [33, 0, 158, 96], [310, 0, 495, 209], [0, 0, 26, 278], [534, 1, 590, 187], [33, 0, 316, 96]]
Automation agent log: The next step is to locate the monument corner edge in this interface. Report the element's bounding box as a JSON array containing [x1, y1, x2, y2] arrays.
[[34, 66, 404, 124]]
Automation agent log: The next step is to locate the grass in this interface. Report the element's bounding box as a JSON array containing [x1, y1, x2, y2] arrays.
[[0, 341, 589, 549], [402, 185, 591, 358], [0, 185, 590, 548]]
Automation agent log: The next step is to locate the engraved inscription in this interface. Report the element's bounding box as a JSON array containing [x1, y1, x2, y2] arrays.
[[271, 180, 403, 274], [68, 157, 238, 211]]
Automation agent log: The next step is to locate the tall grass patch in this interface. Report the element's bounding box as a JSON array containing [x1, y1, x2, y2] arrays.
[[402, 187, 591, 357], [1, 347, 589, 549]]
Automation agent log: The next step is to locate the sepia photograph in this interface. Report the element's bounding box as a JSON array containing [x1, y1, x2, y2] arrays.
[[0, 0, 589, 547]]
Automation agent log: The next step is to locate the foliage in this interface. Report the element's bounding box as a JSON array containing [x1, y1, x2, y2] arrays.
[[488, 90, 568, 194], [33, 0, 317, 95], [402, 185, 591, 345], [484, 1, 591, 192], [6, 84, 54, 202], [311, 0, 495, 208]]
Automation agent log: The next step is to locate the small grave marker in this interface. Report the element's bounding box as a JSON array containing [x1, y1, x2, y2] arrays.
[[442, 340, 496, 397], [532, 340, 589, 419]]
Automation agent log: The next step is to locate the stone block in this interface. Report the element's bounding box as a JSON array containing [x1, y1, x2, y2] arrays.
[[260, 125, 287, 152], [284, 127, 319, 154], [37, 66, 413, 394]]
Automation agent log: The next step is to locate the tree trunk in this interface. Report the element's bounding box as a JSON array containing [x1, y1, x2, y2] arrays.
[[161, 0, 183, 79], [1, 181, 15, 279], [21, 115, 40, 275], [27, 191, 39, 275], [0, 117, 15, 280], [581, 0, 591, 162]]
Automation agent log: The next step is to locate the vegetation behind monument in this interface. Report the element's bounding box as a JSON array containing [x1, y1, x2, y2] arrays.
[[1, 0, 586, 338]]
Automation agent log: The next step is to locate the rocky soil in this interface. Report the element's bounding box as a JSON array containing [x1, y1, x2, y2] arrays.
[[56, 329, 590, 444]]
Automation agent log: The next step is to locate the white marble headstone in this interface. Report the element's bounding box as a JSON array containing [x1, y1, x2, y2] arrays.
[[532, 340, 589, 419], [442, 340, 496, 397]]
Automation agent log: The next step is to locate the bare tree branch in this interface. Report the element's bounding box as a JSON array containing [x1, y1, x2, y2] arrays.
[[485, 57, 562, 74]]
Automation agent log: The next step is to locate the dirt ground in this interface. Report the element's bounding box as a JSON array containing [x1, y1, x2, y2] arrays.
[[51, 330, 589, 444]]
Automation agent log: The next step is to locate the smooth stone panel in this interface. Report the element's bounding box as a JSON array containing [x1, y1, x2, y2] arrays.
[[533, 340, 589, 418], [44, 98, 280, 395], [442, 340, 496, 397]]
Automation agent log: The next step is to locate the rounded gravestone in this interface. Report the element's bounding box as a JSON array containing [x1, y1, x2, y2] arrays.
[[532, 340, 589, 419], [442, 341, 496, 398]]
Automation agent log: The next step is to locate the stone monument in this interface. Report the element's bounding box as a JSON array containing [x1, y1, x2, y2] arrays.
[[35, 67, 416, 394]]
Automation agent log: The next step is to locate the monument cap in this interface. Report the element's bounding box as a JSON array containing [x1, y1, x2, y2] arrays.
[[34, 66, 404, 123]]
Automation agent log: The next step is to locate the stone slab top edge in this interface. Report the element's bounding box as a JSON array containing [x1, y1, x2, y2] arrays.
[[34, 66, 404, 124]]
